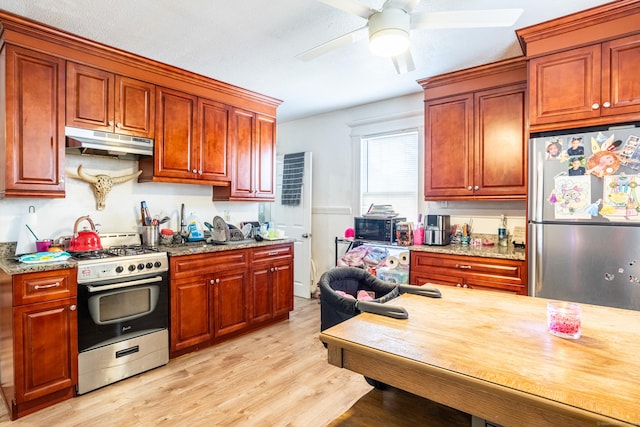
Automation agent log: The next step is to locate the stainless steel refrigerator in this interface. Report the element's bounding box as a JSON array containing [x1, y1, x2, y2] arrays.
[[529, 123, 640, 311]]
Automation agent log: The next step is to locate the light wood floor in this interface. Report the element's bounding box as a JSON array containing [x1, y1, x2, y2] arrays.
[[0, 297, 470, 427]]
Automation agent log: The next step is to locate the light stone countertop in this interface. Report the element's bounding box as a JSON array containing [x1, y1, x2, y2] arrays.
[[409, 243, 526, 261], [0, 239, 295, 275]]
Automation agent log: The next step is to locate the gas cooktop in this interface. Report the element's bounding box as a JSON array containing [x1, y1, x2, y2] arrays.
[[73, 232, 168, 283]]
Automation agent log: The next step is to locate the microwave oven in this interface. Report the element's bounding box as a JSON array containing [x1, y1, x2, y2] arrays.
[[354, 216, 406, 243]]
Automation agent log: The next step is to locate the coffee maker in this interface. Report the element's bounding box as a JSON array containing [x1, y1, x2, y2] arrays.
[[425, 215, 450, 246]]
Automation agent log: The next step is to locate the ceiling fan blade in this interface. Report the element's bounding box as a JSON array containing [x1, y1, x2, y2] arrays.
[[316, 0, 377, 19], [411, 9, 523, 30], [383, 0, 421, 13], [391, 49, 415, 74], [296, 26, 368, 62]]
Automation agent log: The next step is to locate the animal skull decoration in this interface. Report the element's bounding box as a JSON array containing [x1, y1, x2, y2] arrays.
[[75, 165, 142, 210]]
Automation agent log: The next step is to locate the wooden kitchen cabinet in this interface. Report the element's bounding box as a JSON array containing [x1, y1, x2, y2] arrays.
[[212, 109, 276, 201], [419, 58, 527, 200], [410, 251, 527, 295], [250, 244, 294, 323], [66, 62, 155, 138], [1, 45, 65, 198], [527, 35, 640, 130], [168, 244, 292, 358], [517, 1, 640, 132], [0, 268, 78, 420], [140, 87, 230, 185]]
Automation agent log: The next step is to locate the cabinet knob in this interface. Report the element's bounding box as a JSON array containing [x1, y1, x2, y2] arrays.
[[474, 185, 479, 191], [216, 278, 220, 284], [456, 284, 462, 287], [591, 103, 600, 110], [270, 267, 275, 272], [116, 122, 122, 128], [602, 101, 611, 108], [108, 120, 114, 126], [210, 279, 215, 285], [467, 186, 473, 191], [69, 304, 77, 311], [198, 170, 203, 174], [192, 169, 198, 173], [463, 284, 469, 288]]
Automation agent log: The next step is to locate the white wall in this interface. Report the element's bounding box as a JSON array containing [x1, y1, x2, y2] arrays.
[[277, 92, 526, 277], [0, 154, 260, 244]]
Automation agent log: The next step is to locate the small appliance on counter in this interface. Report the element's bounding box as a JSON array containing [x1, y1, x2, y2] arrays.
[[424, 214, 450, 246]]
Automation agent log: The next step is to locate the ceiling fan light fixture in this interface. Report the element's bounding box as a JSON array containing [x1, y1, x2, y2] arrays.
[[368, 8, 410, 58]]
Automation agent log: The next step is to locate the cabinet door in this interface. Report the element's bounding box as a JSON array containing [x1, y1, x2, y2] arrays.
[[170, 276, 212, 353], [198, 98, 230, 181], [254, 114, 276, 199], [601, 33, 640, 118], [229, 108, 255, 198], [212, 269, 250, 338], [424, 94, 473, 198], [272, 260, 294, 317], [114, 75, 155, 138], [66, 62, 114, 131], [13, 299, 77, 403], [250, 265, 273, 324], [474, 84, 527, 198], [154, 87, 198, 180], [3, 46, 65, 198], [528, 45, 601, 125]]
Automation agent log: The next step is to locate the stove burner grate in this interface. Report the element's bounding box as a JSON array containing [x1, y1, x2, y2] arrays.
[[70, 250, 111, 260], [107, 245, 159, 257]]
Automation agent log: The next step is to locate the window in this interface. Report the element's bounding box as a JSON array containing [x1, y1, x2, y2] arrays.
[[360, 130, 419, 218]]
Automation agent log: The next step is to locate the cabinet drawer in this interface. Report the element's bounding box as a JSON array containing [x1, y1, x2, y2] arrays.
[[251, 244, 293, 264], [170, 250, 248, 279], [14, 269, 77, 306], [412, 252, 523, 280]]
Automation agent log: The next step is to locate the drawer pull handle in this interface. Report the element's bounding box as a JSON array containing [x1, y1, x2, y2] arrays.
[[34, 282, 61, 290], [455, 264, 471, 269], [268, 251, 278, 256]]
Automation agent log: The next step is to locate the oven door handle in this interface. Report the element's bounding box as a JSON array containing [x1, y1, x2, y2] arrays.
[[85, 276, 164, 293]]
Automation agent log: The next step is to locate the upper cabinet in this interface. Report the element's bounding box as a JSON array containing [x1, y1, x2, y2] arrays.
[[517, 0, 640, 132], [0, 10, 281, 192], [418, 58, 527, 200], [66, 62, 155, 138], [140, 87, 230, 185], [1, 45, 66, 198], [212, 109, 276, 201]]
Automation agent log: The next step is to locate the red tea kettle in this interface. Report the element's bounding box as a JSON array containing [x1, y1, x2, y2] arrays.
[[68, 215, 102, 252]]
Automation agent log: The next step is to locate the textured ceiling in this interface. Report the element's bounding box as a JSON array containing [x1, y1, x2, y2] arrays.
[[1, 0, 613, 122]]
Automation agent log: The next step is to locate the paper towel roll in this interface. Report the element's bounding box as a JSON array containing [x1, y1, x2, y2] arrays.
[[386, 256, 399, 269], [399, 252, 410, 265], [16, 210, 39, 255]]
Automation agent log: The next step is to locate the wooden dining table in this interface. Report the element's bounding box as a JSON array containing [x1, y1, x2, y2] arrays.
[[319, 285, 640, 427]]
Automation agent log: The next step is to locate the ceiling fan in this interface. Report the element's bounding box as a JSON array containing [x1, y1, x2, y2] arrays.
[[297, 0, 523, 74]]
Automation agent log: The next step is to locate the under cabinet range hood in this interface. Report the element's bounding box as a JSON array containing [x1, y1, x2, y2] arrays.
[[65, 126, 153, 160]]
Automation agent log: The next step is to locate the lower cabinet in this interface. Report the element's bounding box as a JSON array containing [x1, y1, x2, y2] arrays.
[[410, 251, 527, 295], [0, 268, 78, 420], [169, 243, 293, 358]]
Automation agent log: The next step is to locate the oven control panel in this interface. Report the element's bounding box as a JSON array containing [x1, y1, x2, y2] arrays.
[[77, 253, 168, 282]]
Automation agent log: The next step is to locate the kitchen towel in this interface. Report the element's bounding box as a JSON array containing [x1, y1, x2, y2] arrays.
[[281, 152, 305, 206], [15, 208, 39, 255]]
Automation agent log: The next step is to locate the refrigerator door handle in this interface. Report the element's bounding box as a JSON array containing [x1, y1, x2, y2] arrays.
[[528, 141, 545, 222], [528, 222, 541, 297]]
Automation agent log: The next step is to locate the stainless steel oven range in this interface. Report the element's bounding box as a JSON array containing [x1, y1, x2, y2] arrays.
[[73, 233, 169, 395]]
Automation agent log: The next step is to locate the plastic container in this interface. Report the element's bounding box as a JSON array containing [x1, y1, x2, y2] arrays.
[[160, 228, 174, 245], [186, 212, 205, 241]]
